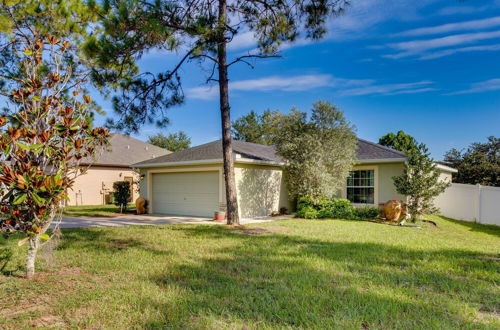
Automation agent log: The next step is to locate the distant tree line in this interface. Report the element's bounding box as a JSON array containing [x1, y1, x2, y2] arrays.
[[443, 136, 499, 187], [148, 131, 191, 152]]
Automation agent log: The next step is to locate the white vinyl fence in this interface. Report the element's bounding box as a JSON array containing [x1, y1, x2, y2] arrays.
[[434, 183, 500, 226]]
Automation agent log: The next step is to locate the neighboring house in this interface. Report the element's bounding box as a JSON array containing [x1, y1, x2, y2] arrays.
[[133, 139, 456, 218], [68, 134, 170, 206]]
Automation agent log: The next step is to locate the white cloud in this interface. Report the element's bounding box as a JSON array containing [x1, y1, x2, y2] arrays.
[[187, 74, 437, 99], [228, 0, 441, 52], [186, 86, 219, 100], [447, 78, 500, 95], [230, 74, 334, 91], [228, 31, 257, 51], [386, 30, 500, 59], [395, 16, 500, 37], [186, 74, 371, 99], [419, 43, 500, 60], [341, 81, 435, 96], [327, 0, 434, 40], [384, 87, 437, 95], [437, 6, 490, 16]]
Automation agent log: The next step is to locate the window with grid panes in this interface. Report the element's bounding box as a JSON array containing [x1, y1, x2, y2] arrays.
[[346, 170, 374, 204]]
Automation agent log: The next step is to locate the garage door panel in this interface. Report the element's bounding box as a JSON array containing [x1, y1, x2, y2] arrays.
[[152, 172, 219, 217]]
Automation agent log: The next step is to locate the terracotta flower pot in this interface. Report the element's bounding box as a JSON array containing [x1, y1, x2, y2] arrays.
[[214, 211, 226, 221]]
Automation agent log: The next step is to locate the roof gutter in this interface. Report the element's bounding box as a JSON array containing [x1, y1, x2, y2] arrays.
[[132, 157, 286, 169], [132, 158, 223, 168], [435, 163, 458, 173], [79, 163, 133, 169], [134, 157, 413, 168], [356, 158, 406, 164]]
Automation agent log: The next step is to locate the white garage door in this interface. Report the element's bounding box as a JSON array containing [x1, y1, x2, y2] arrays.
[[152, 171, 219, 217]]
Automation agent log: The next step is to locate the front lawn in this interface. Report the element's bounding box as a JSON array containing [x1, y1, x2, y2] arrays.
[[0, 216, 499, 329], [62, 204, 135, 217]]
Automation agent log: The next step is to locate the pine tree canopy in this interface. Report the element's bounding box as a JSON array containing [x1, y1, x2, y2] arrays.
[[83, 0, 349, 132]]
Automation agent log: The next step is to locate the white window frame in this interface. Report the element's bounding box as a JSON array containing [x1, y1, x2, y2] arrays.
[[345, 166, 378, 206]]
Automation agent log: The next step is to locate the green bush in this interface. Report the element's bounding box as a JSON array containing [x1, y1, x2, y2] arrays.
[[113, 181, 131, 212], [330, 198, 356, 219], [296, 196, 315, 211], [354, 206, 380, 220], [301, 206, 319, 219], [296, 196, 379, 220]]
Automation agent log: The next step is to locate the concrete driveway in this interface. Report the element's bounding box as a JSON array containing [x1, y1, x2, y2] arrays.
[[59, 214, 287, 228]]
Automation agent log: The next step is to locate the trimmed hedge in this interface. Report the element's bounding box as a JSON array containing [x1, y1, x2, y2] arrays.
[[296, 196, 379, 220]]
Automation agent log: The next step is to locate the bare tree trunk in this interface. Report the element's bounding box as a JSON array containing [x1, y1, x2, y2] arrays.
[[25, 215, 55, 278], [26, 235, 40, 279], [217, 0, 240, 225]]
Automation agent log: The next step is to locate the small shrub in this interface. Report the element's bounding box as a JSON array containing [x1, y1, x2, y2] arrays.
[[330, 198, 356, 219], [354, 206, 380, 220], [297, 196, 315, 211], [113, 181, 131, 212], [317, 207, 333, 219], [301, 206, 319, 219], [296, 196, 360, 220]]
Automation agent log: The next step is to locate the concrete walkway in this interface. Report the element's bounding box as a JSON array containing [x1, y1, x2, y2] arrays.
[[59, 214, 288, 228]]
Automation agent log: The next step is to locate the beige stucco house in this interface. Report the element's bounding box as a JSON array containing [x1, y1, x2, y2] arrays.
[[133, 139, 456, 218], [67, 134, 170, 206]]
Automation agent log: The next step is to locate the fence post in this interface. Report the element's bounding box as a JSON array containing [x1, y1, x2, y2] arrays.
[[476, 184, 482, 223]]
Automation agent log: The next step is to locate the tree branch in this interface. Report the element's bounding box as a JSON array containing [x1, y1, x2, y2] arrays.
[[227, 53, 281, 67]]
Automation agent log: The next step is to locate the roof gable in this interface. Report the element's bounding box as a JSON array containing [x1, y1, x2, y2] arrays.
[[84, 133, 171, 167], [356, 139, 407, 160]]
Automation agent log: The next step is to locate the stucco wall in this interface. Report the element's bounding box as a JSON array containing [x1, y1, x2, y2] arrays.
[[139, 162, 290, 218], [234, 163, 290, 218], [68, 167, 139, 206], [438, 171, 453, 183], [338, 162, 405, 205], [378, 163, 406, 203], [338, 162, 454, 206]]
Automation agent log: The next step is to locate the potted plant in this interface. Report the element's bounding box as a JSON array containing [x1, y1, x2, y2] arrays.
[[214, 211, 226, 221]]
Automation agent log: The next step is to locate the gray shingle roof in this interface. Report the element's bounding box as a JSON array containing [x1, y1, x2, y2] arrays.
[[133, 140, 283, 166], [133, 138, 406, 167], [83, 133, 171, 167], [356, 138, 407, 160]]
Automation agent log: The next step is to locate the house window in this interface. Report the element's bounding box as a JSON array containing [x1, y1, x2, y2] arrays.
[[347, 170, 375, 204]]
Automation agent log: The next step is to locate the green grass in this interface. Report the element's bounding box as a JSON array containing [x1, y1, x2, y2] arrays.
[[62, 204, 134, 217], [0, 216, 499, 329]]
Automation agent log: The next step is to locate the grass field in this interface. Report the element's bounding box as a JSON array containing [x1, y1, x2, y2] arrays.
[[62, 204, 135, 217], [0, 216, 499, 329]]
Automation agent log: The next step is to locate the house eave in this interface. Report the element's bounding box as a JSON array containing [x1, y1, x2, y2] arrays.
[[356, 158, 406, 164], [134, 157, 408, 168], [132, 157, 285, 168], [435, 163, 458, 173], [79, 163, 133, 169]]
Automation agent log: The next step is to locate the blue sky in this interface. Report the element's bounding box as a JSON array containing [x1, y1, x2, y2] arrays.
[[93, 0, 500, 160]]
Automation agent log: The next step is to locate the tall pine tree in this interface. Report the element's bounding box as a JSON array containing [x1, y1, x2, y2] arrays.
[[84, 0, 349, 225]]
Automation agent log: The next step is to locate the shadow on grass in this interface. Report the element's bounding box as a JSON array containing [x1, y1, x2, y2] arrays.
[[144, 225, 499, 329], [57, 227, 173, 257], [1, 220, 498, 327], [0, 233, 24, 275]]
